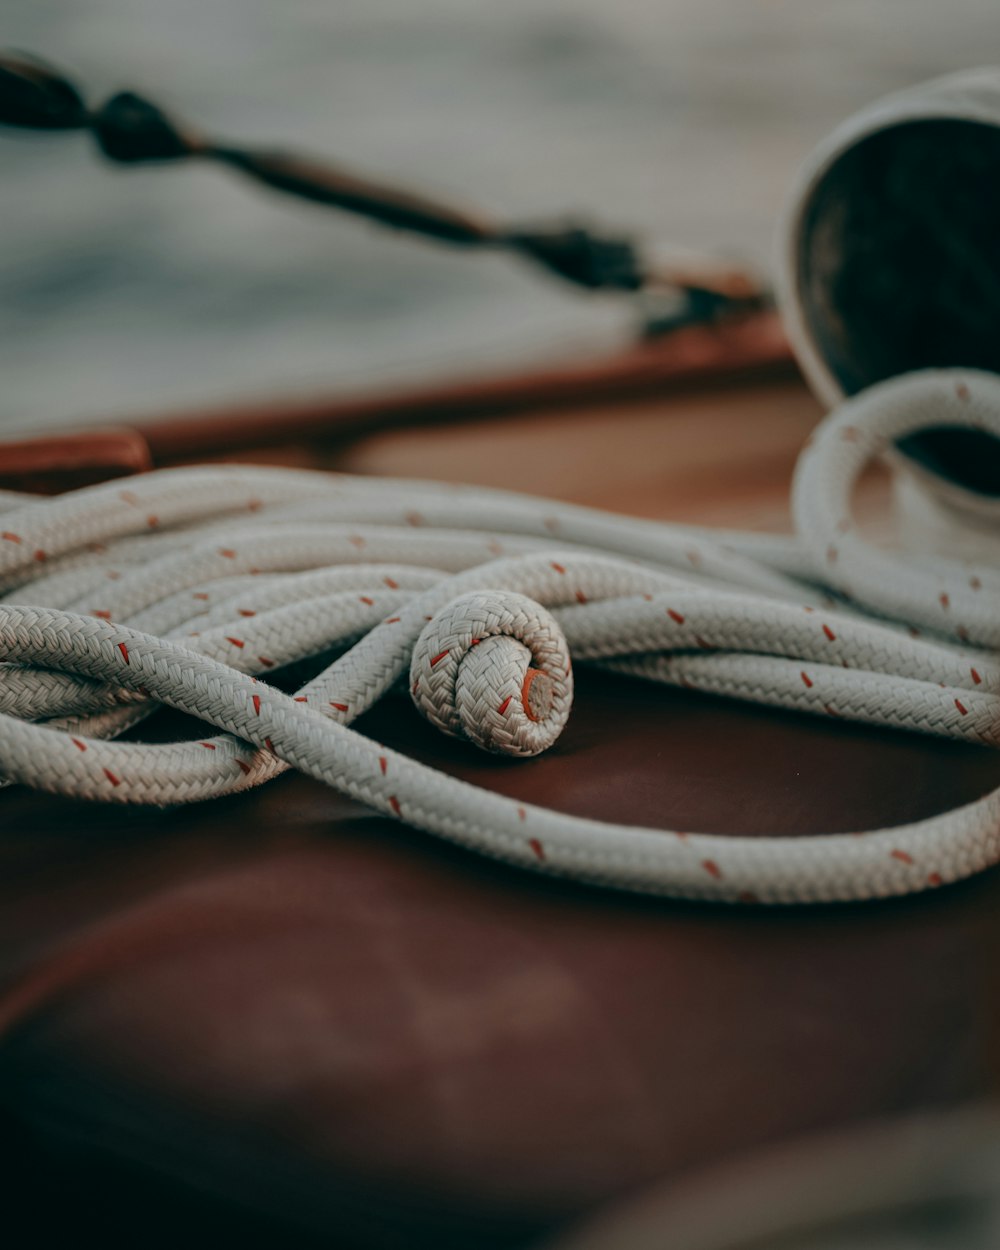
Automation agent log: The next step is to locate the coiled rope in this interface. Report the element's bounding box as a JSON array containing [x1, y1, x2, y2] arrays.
[[1, 368, 998, 903]]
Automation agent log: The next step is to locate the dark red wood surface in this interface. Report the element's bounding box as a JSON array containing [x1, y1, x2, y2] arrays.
[[1, 361, 997, 1248]]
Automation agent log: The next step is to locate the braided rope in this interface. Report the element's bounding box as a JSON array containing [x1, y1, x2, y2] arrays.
[[1, 368, 998, 903]]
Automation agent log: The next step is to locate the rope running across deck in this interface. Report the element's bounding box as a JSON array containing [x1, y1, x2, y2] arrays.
[[0, 368, 998, 903]]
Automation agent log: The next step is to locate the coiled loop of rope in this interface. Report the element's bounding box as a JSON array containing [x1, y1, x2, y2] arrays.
[[0, 368, 997, 903], [411, 591, 572, 756], [795, 369, 1000, 646]]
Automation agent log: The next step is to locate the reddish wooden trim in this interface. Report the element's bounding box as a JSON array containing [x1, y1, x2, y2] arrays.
[[0, 427, 153, 494], [0, 312, 795, 485], [133, 310, 795, 462]]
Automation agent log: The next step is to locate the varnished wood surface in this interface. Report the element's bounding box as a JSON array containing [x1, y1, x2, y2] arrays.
[[1, 370, 997, 1250], [339, 376, 823, 528]]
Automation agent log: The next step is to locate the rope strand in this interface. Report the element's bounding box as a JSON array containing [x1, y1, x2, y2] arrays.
[[0, 368, 997, 903]]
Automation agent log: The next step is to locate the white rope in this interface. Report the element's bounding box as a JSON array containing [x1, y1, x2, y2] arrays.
[[0, 367, 998, 903]]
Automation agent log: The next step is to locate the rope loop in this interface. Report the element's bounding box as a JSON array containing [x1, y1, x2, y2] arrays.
[[0, 370, 996, 901], [793, 368, 1000, 647], [409, 590, 573, 757]]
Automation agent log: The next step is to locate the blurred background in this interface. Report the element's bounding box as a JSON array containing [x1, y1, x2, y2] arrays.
[[1, 0, 996, 432]]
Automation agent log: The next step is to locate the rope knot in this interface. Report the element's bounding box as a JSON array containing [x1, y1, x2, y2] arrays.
[[409, 590, 572, 757]]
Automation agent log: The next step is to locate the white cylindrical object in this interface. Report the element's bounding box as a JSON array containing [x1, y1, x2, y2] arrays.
[[776, 67, 1000, 538]]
